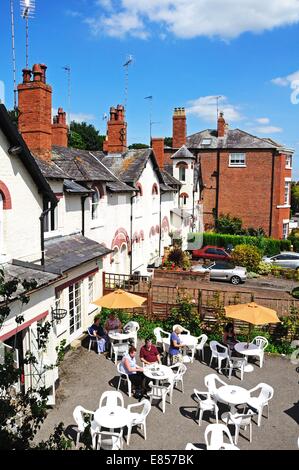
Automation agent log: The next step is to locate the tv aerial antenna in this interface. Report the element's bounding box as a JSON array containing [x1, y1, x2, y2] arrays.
[[215, 95, 223, 119], [144, 96, 153, 142], [123, 54, 134, 111], [10, 0, 17, 108], [20, 0, 35, 69], [62, 65, 71, 126]]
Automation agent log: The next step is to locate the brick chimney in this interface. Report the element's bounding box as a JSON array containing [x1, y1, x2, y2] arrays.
[[104, 105, 127, 153], [172, 107, 186, 149], [18, 64, 52, 160], [151, 137, 165, 170], [217, 112, 226, 138], [52, 107, 68, 147]]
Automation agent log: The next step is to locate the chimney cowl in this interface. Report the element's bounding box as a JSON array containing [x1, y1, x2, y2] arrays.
[[32, 64, 43, 81], [40, 64, 47, 83], [22, 68, 32, 83]]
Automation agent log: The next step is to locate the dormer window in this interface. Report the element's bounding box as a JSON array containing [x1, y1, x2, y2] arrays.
[[201, 138, 212, 147]]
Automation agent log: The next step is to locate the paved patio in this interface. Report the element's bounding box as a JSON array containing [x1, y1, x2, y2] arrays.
[[36, 342, 299, 450]]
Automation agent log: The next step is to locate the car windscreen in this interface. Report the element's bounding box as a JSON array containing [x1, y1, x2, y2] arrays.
[[212, 262, 235, 270]]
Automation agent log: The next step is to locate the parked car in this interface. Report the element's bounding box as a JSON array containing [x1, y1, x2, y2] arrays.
[[191, 261, 247, 285], [192, 245, 231, 261], [262, 252, 299, 270]]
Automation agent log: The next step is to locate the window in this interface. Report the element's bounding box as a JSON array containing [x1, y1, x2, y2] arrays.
[[286, 155, 293, 169], [179, 193, 189, 206], [43, 200, 58, 232], [91, 188, 100, 220], [88, 276, 95, 303], [202, 138, 212, 146], [206, 248, 217, 254], [179, 166, 186, 181], [229, 153, 246, 167], [283, 223, 289, 239], [69, 281, 82, 335], [284, 182, 290, 205]]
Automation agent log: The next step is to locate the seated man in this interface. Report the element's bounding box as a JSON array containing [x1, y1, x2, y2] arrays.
[[140, 338, 161, 365], [89, 316, 107, 354]]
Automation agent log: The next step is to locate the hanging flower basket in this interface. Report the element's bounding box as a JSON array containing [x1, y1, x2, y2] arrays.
[[51, 308, 67, 321]]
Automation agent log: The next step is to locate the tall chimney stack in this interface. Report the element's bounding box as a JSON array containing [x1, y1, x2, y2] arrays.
[[104, 104, 127, 153], [217, 112, 226, 138], [151, 137, 165, 170], [172, 107, 186, 149], [18, 64, 52, 160], [52, 107, 68, 147]]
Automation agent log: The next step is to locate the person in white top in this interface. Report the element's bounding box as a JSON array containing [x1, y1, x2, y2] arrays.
[[121, 346, 144, 396]]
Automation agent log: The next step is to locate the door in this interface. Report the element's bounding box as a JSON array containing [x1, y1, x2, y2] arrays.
[[0, 341, 20, 394], [210, 262, 230, 280], [69, 281, 83, 341]]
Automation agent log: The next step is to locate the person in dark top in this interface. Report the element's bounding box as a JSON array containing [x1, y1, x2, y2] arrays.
[[140, 338, 161, 365], [89, 316, 107, 354], [223, 322, 238, 350]]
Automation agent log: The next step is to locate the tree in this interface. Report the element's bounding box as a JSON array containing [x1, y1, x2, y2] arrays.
[[7, 108, 19, 127], [231, 244, 262, 272], [0, 267, 70, 449], [128, 143, 149, 149], [291, 182, 299, 216], [215, 213, 243, 235], [68, 121, 105, 151], [164, 137, 173, 148]]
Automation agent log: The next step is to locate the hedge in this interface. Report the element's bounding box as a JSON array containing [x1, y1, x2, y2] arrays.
[[197, 232, 291, 256]]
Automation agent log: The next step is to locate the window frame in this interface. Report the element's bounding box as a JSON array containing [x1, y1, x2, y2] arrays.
[[43, 199, 58, 233], [284, 182, 290, 205], [229, 153, 246, 167], [285, 155, 293, 169]]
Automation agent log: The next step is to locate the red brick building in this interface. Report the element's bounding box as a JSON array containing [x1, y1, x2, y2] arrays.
[[164, 109, 293, 239]]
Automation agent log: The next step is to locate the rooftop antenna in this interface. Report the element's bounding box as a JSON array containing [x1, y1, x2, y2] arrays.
[[20, 0, 35, 69], [215, 95, 222, 119], [144, 96, 153, 142], [10, 0, 17, 108], [62, 65, 71, 127], [123, 54, 133, 111]]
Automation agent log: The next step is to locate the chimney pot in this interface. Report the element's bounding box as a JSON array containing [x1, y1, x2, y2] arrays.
[[40, 64, 47, 83], [22, 68, 32, 83], [32, 64, 43, 81], [217, 112, 226, 138]]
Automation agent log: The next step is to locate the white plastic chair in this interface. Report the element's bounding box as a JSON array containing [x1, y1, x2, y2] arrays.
[[194, 388, 219, 426], [123, 321, 140, 348], [147, 381, 173, 413], [99, 390, 124, 408], [209, 341, 229, 373], [204, 373, 227, 404], [87, 327, 98, 353], [116, 362, 132, 397], [246, 383, 274, 426], [154, 327, 171, 351], [204, 423, 239, 450], [250, 336, 268, 368], [96, 430, 123, 450], [227, 356, 246, 381], [170, 363, 187, 393], [196, 334, 208, 362], [226, 410, 255, 445], [111, 342, 129, 364], [126, 399, 151, 445], [172, 324, 190, 335], [73, 405, 94, 448]]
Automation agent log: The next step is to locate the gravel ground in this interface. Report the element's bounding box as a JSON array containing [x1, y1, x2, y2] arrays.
[[35, 342, 299, 450]]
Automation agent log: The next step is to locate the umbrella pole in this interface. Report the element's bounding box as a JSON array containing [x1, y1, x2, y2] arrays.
[[247, 324, 252, 347]]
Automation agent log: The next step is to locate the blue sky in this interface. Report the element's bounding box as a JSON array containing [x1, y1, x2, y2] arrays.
[[1, 0, 299, 177]]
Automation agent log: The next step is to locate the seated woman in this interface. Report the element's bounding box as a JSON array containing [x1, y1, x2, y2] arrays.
[[223, 322, 238, 351], [104, 312, 122, 334], [89, 316, 107, 354], [168, 326, 185, 365], [140, 338, 161, 365], [120, 346, 144, 396]]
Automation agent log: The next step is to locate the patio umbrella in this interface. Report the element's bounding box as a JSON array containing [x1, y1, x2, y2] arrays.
[[92, 289, 146, 309], [224, 302, 281, 344]]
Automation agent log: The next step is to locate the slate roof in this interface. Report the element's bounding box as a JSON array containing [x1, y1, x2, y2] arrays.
[[171, 145, 196, 160], [0, 261, 60, 303], [101, 149, 153, 184], [160, 169, 181, 188], [186, 128, 285, 150], [63, 180, 94, 194], [44, 234, 112, 273]]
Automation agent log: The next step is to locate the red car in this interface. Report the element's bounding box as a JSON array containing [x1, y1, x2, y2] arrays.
[[192, 245, 231, 261]]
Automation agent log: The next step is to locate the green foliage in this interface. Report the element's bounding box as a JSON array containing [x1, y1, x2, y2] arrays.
[[291, 182, 299, 215], [163, 290, 201, 336], [128, 143, 149, 149], [7, 108, 19, 126], [164, 137, 173, 148], [35, 422, 72, 450], [201, 232, 291, 257], [68, 121, 105, 150], [257, 261, 272, 275], [215, 213, 243, 235], [232, 244, 262, 272], [163, 247, 191, 270], [246, 227, 266, 237]]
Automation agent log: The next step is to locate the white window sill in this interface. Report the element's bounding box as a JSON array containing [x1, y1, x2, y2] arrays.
[[44, 230, 62, 239], [277, 205, 291, 209], [285, 166, 292, 170], [228, 164, 247, 168]]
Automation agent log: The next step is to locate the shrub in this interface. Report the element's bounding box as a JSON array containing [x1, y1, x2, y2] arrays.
[[231, 244, 262, 272], [257, 261, 272, 275], [163, 290, 202, 336], [164, 247, 191, 270], [247, 271, 260, 279], [215, 213, 243, 235]]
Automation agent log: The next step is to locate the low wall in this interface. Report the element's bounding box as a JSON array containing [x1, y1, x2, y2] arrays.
[[154, 269, 210, 283]]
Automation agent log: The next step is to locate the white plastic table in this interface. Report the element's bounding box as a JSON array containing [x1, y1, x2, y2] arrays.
[[108, 330, 134, 356], [234, 342, 260, 372], [163, 334, 197, 363], [94, 406, 131, 430], [217, 385, 250, 421], [143, 364, 174, 384]]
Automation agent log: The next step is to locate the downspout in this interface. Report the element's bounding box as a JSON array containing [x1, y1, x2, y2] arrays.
[[192, 189, 195, 233], [159, 190, 162, 257], [39, 206, 52, 266], [215, 149, 220, 222], [130, 191, 137, 275], [269, 150, 276, 237], [81, 195, 88, 236]]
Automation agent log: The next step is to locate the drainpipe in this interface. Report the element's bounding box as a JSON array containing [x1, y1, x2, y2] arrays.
[[269, 150, 276, 237], [215, 149, 220, 222], [81, 195, 88, 236], [130, 192, 137, 275], [39, 206, 52, 266], [159, 190, 162, 257]]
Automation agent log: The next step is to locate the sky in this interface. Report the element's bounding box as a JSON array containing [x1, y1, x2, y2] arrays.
[[1, 0, 299, 177]]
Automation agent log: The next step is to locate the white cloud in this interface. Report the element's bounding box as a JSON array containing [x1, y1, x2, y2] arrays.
[[86, 0, 299, 40], [0, 81, 5, 104], [272, 70, 299, 87], [186, 95, 243, 123], [52, 108, 95, 125], [256, 117, 270, 124], [254, 125, 283, 134]]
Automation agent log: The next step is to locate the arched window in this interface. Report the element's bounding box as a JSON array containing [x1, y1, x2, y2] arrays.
[[136, 182, 143, 196], [179, 192, 189, 207], [176, 162, 188, 182], [152, 183, 159, 196], [91, 188, 100, 220]]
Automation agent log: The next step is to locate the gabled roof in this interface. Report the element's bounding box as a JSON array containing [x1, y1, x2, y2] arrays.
[[186, 128, 284, 150], [63, 179, 94, 194], [0, 104, 57, 205], [171, 145, 196, 160]]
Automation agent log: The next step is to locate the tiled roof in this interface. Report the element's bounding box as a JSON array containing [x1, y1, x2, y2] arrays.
[[101, 149, 153, 183], [63, 180, 94, 194], [186, 129, 283, 150], [44, 234, 112, 273], [171, 145, 196, 160]]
